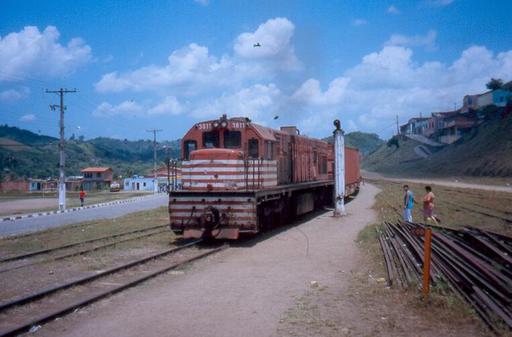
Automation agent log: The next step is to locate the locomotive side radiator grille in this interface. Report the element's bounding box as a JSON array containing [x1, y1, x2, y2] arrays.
[[181, 159, 278, 191]]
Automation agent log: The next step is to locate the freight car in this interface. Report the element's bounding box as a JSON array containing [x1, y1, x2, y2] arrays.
[[169, 115, 361, 239]]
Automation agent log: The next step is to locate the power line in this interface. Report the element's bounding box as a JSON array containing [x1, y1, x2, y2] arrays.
[[46, 88, 78, 210], [146, 129, 162, 193]]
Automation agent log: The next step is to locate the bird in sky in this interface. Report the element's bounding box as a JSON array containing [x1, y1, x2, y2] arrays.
[[253, 42, 261, 47], [273, 116, 279, 120]]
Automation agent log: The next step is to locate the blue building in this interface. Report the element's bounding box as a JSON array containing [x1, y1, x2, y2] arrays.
[[492, 89, 512, 107], [123, 176, 156, 191]]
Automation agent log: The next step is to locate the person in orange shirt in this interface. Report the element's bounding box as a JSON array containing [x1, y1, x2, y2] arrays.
[[423, 185, 438, 223], [79, 188, 87, 207]]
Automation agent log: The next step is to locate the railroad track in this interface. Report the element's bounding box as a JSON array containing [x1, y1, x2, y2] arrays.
[[0, 239, 227, 337], [0, 227, 169, 274], [0, 224, 169, 264], [442, 200, 512, 224]]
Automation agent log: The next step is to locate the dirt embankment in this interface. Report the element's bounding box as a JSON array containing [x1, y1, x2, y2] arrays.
[[363, 115, 512, 178]]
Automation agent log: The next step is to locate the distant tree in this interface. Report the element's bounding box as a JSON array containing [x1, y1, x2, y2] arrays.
[[78, 135, 85, 142], [486, 78, 504, 90], [69, 133, 75, 141], [387, 136, 400, 149]]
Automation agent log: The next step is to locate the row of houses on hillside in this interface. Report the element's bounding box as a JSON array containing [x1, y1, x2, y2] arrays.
[[400, 87, 512, 144]]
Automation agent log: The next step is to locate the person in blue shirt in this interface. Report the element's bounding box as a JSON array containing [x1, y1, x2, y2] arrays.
[[402, 184, 415, 222]]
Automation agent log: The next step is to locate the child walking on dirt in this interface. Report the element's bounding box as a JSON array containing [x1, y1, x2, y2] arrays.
[[79, 188, 86, 207], [423, 186, 439, 224]]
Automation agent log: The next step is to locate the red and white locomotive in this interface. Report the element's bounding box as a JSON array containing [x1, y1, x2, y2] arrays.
[[169, 115, 361, 239]]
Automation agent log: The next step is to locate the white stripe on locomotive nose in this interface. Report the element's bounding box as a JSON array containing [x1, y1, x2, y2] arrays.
[[170, 211, 256, 217], [182, 167, 277, 173], [183, 160, 277, 165], [184, 181, 277, 188], [182, 174, 278, 180]]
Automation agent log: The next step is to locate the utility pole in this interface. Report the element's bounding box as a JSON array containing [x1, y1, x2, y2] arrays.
[[147, 129, 162, 193], [163, 145, 171, 192], [46, 88, 77, 211], [396, 115, 400, 136]]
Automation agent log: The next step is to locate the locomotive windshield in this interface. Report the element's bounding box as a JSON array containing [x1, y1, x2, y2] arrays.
[[203, 131, 219, 148], [224, 130, 241, 148]]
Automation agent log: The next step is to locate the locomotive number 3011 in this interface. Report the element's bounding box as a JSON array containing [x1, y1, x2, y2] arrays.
[[196, 121, 246, 130]]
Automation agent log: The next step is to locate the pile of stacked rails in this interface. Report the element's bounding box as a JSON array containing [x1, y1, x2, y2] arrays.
[[378, 222, 511, 334]]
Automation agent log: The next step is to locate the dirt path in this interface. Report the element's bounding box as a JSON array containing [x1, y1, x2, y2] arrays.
[[28, 185, 378, 337], [363, 170, 512, 193]]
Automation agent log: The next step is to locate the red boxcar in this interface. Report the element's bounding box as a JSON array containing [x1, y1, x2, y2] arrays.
[[169, 115, 361, 239]]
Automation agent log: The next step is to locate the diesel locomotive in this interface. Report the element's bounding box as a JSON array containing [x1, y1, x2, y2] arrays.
[[169, 115, 361, 239]]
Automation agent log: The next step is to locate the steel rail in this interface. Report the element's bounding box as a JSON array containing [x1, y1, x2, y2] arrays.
[[0, 224, 169, 263], [0, 243, 227, 337], [0, 239, 202, 313], [0, 228, 168, 274]]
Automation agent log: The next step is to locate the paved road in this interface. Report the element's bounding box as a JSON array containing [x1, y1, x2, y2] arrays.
[[0, 194, 168, 237], [363, 170, 512, 193]]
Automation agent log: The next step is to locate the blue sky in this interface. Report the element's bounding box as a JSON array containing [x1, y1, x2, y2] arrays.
[[1, 0, 511, 141]]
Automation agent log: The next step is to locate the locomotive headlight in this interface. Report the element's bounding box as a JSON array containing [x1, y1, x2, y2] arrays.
[[213, 121, 220, 128], [220, 120, 228, 128]]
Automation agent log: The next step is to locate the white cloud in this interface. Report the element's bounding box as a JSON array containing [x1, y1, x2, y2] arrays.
[[385, 30, 437, 51], [95, 43, 235, 94], [148, 96, 182, 115], [387, 5, 401, 14], [234, 17, 301, 70], [95, 18, 301, 95], [0, 87, 30, 101], [19, 114, 36, 122], [91, 17, 511, 139], [93, 97, 184, 117], [292, 77, 350, 106], [93, 101, 144, 117], [352, 19, 367, 26], [192, 84, 282, 122], [286, 45, 512, 137], [0, 26, 91, 81]]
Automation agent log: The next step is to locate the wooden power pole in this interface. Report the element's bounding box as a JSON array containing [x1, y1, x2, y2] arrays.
[[46, 88, 77, 211], [147, 129, 162, 193]]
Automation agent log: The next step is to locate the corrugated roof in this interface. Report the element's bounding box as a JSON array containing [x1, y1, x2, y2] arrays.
[[81, 167, 112, 173]]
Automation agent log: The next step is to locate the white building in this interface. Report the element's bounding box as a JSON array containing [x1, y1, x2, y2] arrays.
[[123, 176, 156, 191]]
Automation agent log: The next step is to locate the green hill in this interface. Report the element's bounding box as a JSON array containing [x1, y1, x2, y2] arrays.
[[363, 114, 512, 178], [0, 125, 180, 180], [324, 131, 384, 156]]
